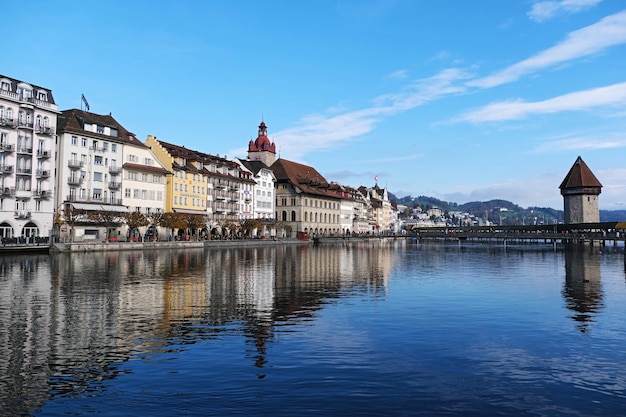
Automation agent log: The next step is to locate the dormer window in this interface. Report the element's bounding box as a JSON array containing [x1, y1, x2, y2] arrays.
[[1, 81, 10, 91], [97, 125, 104, 134], [37, 91, 48, 102], [179, 157, 185, 165]]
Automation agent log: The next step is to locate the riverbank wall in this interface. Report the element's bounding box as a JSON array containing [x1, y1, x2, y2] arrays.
[[50, 238, 312, 253]]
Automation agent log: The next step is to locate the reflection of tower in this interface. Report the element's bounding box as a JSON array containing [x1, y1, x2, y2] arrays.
[[563, 248, 603, 333], [247, 121, 277, 166], [559, 156, 602, 224]]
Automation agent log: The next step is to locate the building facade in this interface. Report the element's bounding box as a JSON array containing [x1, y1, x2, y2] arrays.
[[559, 156, 602, 224], [0, 75, 58, 240], [55, 109, 145, 241]]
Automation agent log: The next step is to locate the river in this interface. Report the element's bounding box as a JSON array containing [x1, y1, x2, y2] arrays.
[[1, 240, 625, 416]]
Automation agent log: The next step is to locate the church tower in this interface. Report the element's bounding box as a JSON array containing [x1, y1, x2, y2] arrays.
[[559, 156, 602, 224], [247, 121, 277, 166]]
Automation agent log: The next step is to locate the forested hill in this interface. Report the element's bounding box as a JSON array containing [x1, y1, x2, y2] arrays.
[[390, 193, 625, 224]]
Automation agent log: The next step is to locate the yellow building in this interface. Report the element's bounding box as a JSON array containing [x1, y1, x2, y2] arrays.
[[145, 135, 207, 216]]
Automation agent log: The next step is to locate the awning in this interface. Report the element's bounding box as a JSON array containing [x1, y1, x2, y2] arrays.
[[71, 203, 128, 212], [103, 205, 128, 213], [71, 203, 102, 211], [173, 208, 207, 215]]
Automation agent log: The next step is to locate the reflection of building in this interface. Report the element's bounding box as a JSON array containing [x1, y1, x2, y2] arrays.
[[560, 156, 602, 224], [0, 75, 58, 239], [563, 248, 603, 333]]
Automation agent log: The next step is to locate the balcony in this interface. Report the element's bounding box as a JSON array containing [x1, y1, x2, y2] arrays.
[[16, 168, 32, 176], [0, 165, 13, 174], [68, 159, 83, 169], [0, 118, 17, 128], [17, 121, 33, 129], [14, 210, 32, 219], [36, 169, 50, 178], [0, 143, 14, 152], [108, 181, 121, 189], [33, 189, 51, 199], [37, 126, 55, 136], [67, 176, 83, 185], [215, 184, 227, 190], [0, 187, 15, 196], [36, 149, 51, 158], [229, 187, 239, 192], [16, 147, 33, 155], [109, 165, 122, 174]]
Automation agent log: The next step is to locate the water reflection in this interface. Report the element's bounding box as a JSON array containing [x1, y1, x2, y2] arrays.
[[562, 246, 604, 333], [0, 241, 399, 414]]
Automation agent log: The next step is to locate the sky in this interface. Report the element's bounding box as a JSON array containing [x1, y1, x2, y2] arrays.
[[4, 0, 625, 210]]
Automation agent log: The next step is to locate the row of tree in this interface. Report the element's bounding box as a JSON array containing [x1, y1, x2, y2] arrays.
[[55, 205, 269, 242]]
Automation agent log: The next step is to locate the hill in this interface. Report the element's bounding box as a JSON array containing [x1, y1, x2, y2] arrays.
[[390, 193, 623, 225]]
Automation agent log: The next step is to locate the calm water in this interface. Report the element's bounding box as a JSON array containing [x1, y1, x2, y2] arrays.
[[1, 240, 625, 416]]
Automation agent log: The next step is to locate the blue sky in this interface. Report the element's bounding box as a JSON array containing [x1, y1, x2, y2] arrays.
[[5, 0, 625, 210]]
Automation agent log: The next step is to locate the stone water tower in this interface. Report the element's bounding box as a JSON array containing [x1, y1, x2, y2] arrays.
[[559, 156, 602, 224]]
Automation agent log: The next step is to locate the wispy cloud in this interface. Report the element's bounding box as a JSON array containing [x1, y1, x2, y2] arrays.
[[273, 69, 470, 159], [528, 0, 603, 23], [533, 133, 626, 153], [469, 10, 626, 88], [456, 82, 626, 123], [386, 69, 409, 80]]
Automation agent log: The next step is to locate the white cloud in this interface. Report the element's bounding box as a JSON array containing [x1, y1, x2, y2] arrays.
[[469, 10, 626, 88], [273, 69, 470, 159], [528, 0, 603, 23], [457, 82, 626, 123], [532, 134, 626, 153], [386, 69, 409, 80]]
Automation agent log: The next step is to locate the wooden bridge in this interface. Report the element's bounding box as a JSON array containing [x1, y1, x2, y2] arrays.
[[410, 221, 626, 247]]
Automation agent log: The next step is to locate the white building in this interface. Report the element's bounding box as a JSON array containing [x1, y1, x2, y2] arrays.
[[55, 109, 145, 241], [0, 75, 58, 241], [120, 142, 169, 240], [236, 158, 276, 221]]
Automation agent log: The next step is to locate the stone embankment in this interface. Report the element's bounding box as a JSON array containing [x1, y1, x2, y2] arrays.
[[50, 238, 310, 253]]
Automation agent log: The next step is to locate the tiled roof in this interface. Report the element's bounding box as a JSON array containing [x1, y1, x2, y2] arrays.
[[240, 159, 270, 175], [122, 162, 170, 175], [270, 158, 341, 199], [57, 109, 145, 147], [559, 156, 603, 189]]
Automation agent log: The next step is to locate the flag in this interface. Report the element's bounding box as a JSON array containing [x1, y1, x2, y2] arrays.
[[375, 175, 378, 182], [81, 94, 90, 111]]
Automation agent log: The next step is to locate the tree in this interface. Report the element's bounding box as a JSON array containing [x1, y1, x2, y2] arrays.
[[241, 219, 263, 237], [89, 210, 123, 242], [60, 204, 86, 243], [123, 211, 150, 241], [185, 214, 207, 240], [160, 212, 187, 239]]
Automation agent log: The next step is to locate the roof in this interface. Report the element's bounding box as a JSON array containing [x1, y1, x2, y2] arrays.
[[270, 158, 340, 199], [559, 156, 603, 190], [240, 159, 270, 175], [57, 109, 145, 147], [0, 74, 56, 105], [122, 162, 170, 175]]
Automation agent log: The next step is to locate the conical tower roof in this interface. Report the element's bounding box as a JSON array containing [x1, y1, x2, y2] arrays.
[[559, 156, 602, 190]]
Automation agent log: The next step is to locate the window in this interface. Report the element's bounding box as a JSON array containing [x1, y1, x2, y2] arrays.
[[94, 172, 102, 182], [94, 155, 103, 165], [93, 188, 102, 199], [97, 125, 104, 134], [125, 188, 131, 198], [37, 91, 48, 101], [102, 142, 108, 151], [81, 138, 87, 147], [111, 143, 117, 153], [0, 81, 10, 91], [71, 136, 78, 146], [92, 140, 98, 150]]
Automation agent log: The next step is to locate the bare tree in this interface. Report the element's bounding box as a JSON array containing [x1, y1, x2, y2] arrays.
[[59, 204, 86, 243], [89, 210, 123, 243]]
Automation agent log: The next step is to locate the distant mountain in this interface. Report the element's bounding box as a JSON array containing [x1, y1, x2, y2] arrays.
[[390, 193, 625, 224], [600, 210, 626, 222]]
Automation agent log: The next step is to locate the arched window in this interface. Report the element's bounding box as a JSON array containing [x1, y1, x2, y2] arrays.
[[291, 211, 296, 221], [36, 115, 42, 127], [282, 211, 287, 221], [0, 222, 13, 238]]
